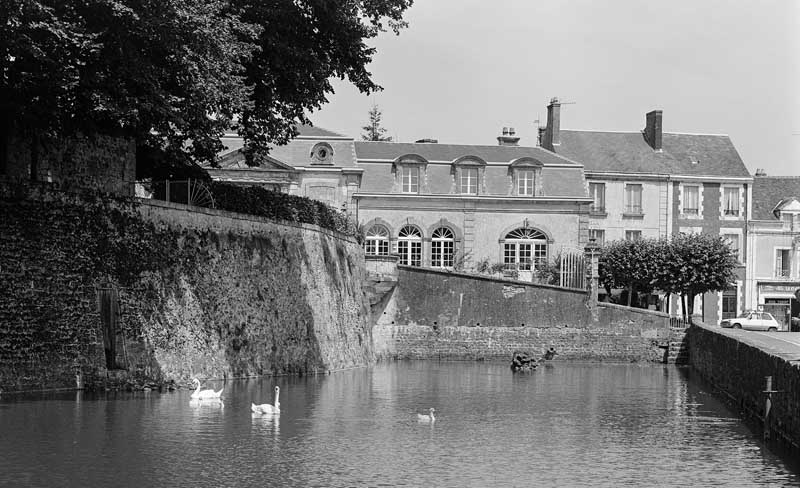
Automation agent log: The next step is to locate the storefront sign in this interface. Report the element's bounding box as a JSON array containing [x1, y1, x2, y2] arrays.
[[760, 283, 800, 294]]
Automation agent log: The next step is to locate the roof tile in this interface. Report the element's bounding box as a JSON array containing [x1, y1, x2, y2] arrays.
[[751, 176, 800, 220]]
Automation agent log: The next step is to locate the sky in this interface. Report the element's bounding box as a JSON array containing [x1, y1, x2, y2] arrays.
[[311, 0, 800, 176]]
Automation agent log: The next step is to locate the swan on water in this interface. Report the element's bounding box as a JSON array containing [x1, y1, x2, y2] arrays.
[[252, 386, 281, 415], [190, 378, 224, 400], [417, 407, 435, 423]]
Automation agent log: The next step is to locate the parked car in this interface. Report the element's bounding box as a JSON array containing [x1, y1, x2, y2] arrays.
[[720, 311, 782, 331]]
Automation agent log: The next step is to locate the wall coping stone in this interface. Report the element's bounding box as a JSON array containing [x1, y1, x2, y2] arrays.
[[397, 264, 588, 295], [597, 302, 671, 318]]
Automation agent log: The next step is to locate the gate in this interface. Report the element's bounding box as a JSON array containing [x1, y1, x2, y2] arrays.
[[96, 285, 119, 369], [559, 248, 586, 289]]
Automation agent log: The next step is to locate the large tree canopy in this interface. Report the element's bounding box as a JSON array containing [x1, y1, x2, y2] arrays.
[[599, 233, 737, 318], [1, 0, 413, 171]]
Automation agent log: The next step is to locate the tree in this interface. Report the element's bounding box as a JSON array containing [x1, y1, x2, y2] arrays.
[[599, 238, 660, 306], [361, 104, 393, 141], [599, 234, 737, 319], [1, 0, 413, 174], [652, 233, 737, 321]]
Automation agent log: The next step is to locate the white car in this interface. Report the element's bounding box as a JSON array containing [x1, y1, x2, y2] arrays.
[[720, 311, 782, 332]]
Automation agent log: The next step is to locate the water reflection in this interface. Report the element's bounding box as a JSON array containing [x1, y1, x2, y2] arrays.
[[0, 363, 797, 487]]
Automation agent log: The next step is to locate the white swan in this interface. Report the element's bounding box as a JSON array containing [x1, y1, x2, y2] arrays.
[[190, 378, 223, 400], [417, 407, 435, 423], [252, 386, 281, 415]]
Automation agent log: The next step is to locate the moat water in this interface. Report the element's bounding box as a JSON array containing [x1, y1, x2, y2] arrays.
[[1, 361, 798, 487]]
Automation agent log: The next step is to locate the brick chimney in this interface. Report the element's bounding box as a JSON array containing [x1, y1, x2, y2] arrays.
[[497, 126, 520, 146], [644, 110, 663, 151], [542, 97, 561, 151]]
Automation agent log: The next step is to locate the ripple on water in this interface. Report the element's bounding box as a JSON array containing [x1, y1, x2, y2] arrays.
[[0, 362, 797, 487]]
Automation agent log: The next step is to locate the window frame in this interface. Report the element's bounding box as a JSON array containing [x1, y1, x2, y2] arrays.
[[681, 184, 701, 217], [397, 225, 423, 267], [624, 183, 643, 215], [517, 170, 535, 196], [460, 167, 478, 195], [364, 224, 390, 256], [589, 229, 605, 246], [721, 185, 742, 219], [400, 165, 419, 194], [589, 182, 606, 214], [430, 227, 455, 268], [501, 228, 548, 272], [625, 230, 643, 241]]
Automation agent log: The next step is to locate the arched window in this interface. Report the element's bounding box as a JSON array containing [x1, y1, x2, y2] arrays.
[[503, 228, 547, 271], [431, 227, 455, 268], [364, 224, 390, 256], [397, 225, 422, 266]]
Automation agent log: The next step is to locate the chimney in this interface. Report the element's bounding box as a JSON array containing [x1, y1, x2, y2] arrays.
[[497, 126, 520, 146], [644, 110, 663, 151], [754, 168, 767, 177], [542, 97, 561, 151], [537, 126, 546, 147]]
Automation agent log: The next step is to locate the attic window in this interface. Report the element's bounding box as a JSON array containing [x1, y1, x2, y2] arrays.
[[310, 142, 334, 165]]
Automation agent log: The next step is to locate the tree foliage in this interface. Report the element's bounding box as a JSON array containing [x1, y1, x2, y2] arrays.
[[599, 233, 737, 318], [1, 0, 413, 172], [361, 104, 392, 141]]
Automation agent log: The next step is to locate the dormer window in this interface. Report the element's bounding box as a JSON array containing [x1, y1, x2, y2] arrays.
[[393, 154, 427, 194], [452, 156, 486, 195], [509, 158, 543, 197], [310, 142, 334, 165]]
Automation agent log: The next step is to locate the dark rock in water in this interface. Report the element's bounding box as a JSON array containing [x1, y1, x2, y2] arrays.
[[511, 348, 558, 372], [510, 351, 537, 372]]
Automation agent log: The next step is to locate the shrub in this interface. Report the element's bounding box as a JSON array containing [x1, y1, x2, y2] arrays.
[[208, 182, 359, 238]]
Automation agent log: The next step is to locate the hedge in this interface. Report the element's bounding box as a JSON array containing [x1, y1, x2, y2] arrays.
[[209, 182, 360, 240]]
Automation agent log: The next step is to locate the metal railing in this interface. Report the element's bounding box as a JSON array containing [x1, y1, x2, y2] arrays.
[[135, 179, 216, 209]]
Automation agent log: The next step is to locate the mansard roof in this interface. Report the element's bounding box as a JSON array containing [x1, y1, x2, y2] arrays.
[[354, 141, 582, 167], [215, 125, 358, 169], [751, 176, 800, 220], [553, 130, 751, 178]]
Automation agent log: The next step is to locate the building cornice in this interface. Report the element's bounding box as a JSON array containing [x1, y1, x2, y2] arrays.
[[353, 192, 592, 203], [357, 158, 582, 169]]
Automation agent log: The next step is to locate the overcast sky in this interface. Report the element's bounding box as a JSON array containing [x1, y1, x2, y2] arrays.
[[311, 0, 800, 176]]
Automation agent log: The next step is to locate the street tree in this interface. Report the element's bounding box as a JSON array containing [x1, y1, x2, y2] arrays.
[[1, 0, 414, 175], [652, 232, 737, 320], [361, 104, 393, 141], [598, 238, 660, 306]]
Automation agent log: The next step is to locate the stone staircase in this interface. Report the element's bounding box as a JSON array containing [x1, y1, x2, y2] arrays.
[[667, 326, 689, 364]]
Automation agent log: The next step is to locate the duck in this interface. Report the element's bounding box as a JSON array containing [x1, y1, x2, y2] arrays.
[[417, 407, 435, 423], [190, 378, 224, 400], [252, 386, 281, 415]]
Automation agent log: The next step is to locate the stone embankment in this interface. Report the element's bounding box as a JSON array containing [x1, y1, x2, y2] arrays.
[[371, 266, 674, 363], [687, 322, 800, 450], [0, 183, 372, 391]]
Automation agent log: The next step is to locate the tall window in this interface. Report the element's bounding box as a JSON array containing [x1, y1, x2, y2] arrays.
[[503, 228, 547, 272], [460, 168, 478, 194], [683, 185, 699, 215], [624, 184, 643, 214], [589, 183, 605, 213], [517, 170, 535, 196], [431, 227, 455, 268], [625, 230, 642, 241], [722, 233, 740, 262], [398, 225, 422, 266], [401, 166, 419, 193], [589, 229, 605, 246], [722, 287, 737, 320], [364, 224, 390, 256], [723, 187, 740, 217], [775, 249, 790, 278]]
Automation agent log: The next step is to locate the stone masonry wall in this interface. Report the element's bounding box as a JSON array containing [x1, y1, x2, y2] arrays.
[[373, 267, 671, 362], [0, 183, 371, 391], [687, 323, 800, 449]]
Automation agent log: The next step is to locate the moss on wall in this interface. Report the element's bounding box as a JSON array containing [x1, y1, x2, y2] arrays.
[[0, 183, 372, 391]]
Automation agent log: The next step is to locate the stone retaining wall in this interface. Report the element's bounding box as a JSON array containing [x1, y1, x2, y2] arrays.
[[373, 266, 672, 362], [687, 323, 800, 449]]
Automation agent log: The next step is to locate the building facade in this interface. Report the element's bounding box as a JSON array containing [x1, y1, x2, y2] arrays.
[[540, 98, 752, 322], [208, 125, 362, 214], [353, 132, 591, 277], [745, 176, 800, 329]]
